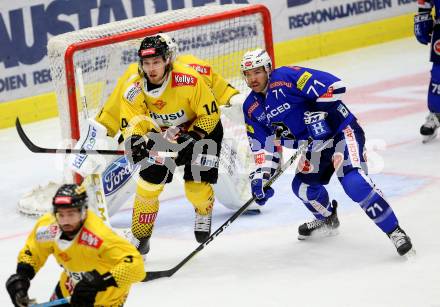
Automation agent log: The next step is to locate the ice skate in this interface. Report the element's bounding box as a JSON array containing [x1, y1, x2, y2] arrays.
[[118, 228, 150, 262], [298, 200, 340, 240], [194, 211, 212, 243], [387, 226, 415, 257], [137, 237, 151, 262], [420, 112, 440, 143]]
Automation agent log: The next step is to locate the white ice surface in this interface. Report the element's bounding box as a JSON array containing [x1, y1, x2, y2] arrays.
[[0, 38, 439, 307]]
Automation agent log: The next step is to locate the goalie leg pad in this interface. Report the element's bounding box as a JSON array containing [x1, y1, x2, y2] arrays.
[[131, 179, 163, 239], [185, 181, 214, 215]]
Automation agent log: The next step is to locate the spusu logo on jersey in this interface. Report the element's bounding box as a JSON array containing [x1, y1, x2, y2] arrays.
[[172, 72, 197, 87]]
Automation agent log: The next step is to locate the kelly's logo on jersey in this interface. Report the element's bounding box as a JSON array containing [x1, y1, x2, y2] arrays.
[[172, 72, 197, 87], [78, 228, 103, 249], [188, 63, 211, 75], [151, 99, 166, 109]]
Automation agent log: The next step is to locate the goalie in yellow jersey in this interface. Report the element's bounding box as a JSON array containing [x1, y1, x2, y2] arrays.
[[5, 184, 145, 307]]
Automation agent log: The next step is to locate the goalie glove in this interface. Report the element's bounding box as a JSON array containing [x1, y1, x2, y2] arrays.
[[69, 118, 118, 177]]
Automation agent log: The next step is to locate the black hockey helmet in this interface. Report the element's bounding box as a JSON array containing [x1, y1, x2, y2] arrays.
[[52, 184, 88, 213], [138, 34, 171, 61]]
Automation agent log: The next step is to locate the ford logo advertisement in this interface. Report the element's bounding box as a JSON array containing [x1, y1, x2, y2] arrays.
[[102, 156, 137, 196]]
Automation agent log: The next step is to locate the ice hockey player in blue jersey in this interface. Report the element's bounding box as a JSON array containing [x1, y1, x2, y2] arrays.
[[240, 49, 414, 257], [414, 0, 440, 142]]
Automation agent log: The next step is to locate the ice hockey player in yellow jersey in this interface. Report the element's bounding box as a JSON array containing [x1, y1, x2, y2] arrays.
[[95, 33, 239, 138], [5, 184, 145, 307], [118, 33, 224, 259]]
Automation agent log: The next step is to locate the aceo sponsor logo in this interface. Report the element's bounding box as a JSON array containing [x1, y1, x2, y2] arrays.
[[296, 71, 312, 90], [245, 61, 253, 67], [266, 103, 291, 120], [172, 72, 197, 87], [188, 63, 211, 75], [78, 228, 103, 249]]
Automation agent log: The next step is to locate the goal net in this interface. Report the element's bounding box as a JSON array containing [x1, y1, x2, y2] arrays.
[[18, 4, 274, 216]]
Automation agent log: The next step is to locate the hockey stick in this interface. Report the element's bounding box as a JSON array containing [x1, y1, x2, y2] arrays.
[[143, 138, 312, 282], [16, 117, 125, 155], [30, 297, 69, 307], [15, 117, 177, 157]]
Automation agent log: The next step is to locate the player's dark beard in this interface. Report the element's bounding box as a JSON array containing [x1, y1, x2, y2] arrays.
[[59, 224, 82, 240]]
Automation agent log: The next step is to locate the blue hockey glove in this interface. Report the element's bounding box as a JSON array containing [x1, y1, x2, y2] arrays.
[[251, 177, 275, 206], [414, 13, 433, 45]]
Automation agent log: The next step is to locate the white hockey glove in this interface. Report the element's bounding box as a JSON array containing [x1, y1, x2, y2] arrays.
[[69, 118, 118, 177]]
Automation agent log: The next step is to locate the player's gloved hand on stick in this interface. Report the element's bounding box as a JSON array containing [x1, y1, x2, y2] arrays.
[[175, 131, 201, 166], [6, 273, 31, 307], [126, 134, 155, 164], [414, 13, 433, 45], [71, 270, 116, 307], [250, 171, 275, 206]]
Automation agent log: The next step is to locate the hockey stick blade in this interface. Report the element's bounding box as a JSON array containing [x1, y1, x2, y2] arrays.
[[30, 297, 70, 307], [142, 139, 312, 282], [16, 117, 125, 155]]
